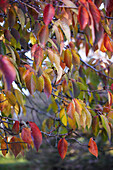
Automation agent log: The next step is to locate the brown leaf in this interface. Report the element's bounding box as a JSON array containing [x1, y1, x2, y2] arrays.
[[25, 72, 36, 95], [43, 4, 55, 26], [64, 49, 72, 69], [1, 138, 7, 156], [58, 138, 68, 159], [9, 137, 21, 158], [38, 25, 49, 48], [12, 121, 20, 134], [88, 137, 98, 158]]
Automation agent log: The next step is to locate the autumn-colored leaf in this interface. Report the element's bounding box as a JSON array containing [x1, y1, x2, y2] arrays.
[[111, 84, 113, 92], [92, 116, 99, 137], [67, 102, 75, 119], [43, 4, 55, 26], [58, 138, 68, 159], [73, 98, 82, 115], [25, 72, 36, 95], [104, 33, 113, 52], [71, 80, 80, 98], [59, 108, 67, 126], [78, 5, 89, 30], [9, 137, 21, 158], [88, 137, 98, 158], [1, 138, 7, 156], [4, 29, 11, 41], [0, 55, 16, 90], [11, 28, 20, 42], [108, 91, 112, 106], [64, 49, 72, 69], [12, 121, 20, 134], [32, 46, 44, 68], [8, 7, 16, 28], [105, 0, 113, 16], [29, 122, 42, 152], [5, 91, 16, 106], [14, 6, 25, 29], [88, 0, 100, 24], [43, 73, 52, 98], [21, 127, 32, 145], [0, 0, 9, 13], [38, 25, 49, 48]]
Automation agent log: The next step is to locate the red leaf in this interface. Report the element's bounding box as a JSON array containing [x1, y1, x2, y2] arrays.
[[88, 0, 100, 24], [43, 74, 52, 98], [9, 137, 21, 158], [1, 138, 7, 156], [105, 0, 113, 16], [108, 91, 112, 106], [111, 84, 113, 92], [12, 121, 20, 134], [29, 122, 42, 152], [0, 55, 16, 90], [104, 33, 113, 52], [21, 127, 32, 145], [58, 138, 68, 159], [88, 137, 98, 158], [0, 0, 9, 13], [78, 5, 89, 30], [43, 4, 55, 26]]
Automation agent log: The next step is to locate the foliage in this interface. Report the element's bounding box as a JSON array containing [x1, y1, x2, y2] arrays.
[[0, 0, 113, 159]]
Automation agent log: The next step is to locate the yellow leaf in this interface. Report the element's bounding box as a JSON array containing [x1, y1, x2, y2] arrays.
[[80, 110, 86, 129], [5, 91, 16, 106], [59, 108, 67, 126], [68, 116, 76, 130], [15, 89, 23, 106]]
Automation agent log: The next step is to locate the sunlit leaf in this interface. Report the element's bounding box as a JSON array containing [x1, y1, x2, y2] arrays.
[[15, 89, 23, 106], [71, 79, 80, 98], [88, 0, 100, 24], [0, 55, 16, 90], [59, 108, 67, 126], [88, 137, 98, 158], [43, 4, 55, 26], [84, 108, 92, 129], [73, 98, 82, 115], [58, 138, 68, 159], [21, 127, 32, 145], [8, 7, 16, 28], [5, 91, 16, 106], [108, 91, 112, 106], [78, 5, 89, 30], [80, 110, 86, 129], [29, 122, 42, 152], [36, 76, 44, 92]]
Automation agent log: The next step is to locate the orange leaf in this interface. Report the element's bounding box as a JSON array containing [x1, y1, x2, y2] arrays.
[[108, 91, 112, 106], [88, 137, 98, 158], [25, 72, 36, 95], [29, 122, 42, 152], [64, 49, 72, 69], [21, 127, 32, 145], [12, 121, 20, 134], [0, 55, 16, 90], [88, 0, 100, 24], [43, 73, 52, 98], [43, 4, 55, 26], [104, 33, 113, 52], [38, 25, 49, 48], [9, 136, 21, 158], [67, 102, 75, 119], [58, 138, 68, 159], [1, 138, 7, 156], [78, 5, 89, 30]]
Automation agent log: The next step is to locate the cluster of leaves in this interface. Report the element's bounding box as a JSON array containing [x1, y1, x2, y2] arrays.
[[0, 0, 113, 159]]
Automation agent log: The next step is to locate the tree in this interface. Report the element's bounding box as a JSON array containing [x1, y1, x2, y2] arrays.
[[0, 0, 113, 159]]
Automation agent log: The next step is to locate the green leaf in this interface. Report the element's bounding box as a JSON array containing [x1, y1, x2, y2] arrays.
[[14, 6, 25, 29], [100, 115, 111, 141]]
